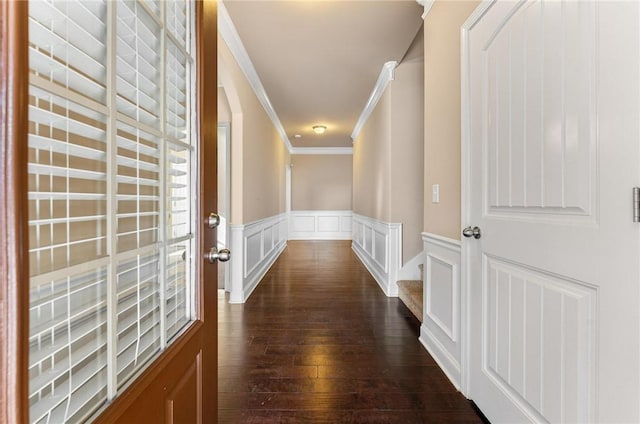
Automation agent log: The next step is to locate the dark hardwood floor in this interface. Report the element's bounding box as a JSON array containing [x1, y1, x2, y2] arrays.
[[218, 240, 484, 423]]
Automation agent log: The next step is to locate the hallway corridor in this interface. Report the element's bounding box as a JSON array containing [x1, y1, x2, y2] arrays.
[[218, 241, 484, 423]]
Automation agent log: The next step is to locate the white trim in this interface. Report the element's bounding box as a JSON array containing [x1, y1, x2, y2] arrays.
[[288, 210, 352, 240], [105, 1, 118, 399], [218, 123, 232, 292], [351, 213, 402, 296], [421, 231, 461, 249], [420, 232, 464, 394], [218, 1, 293, 152], [218, 123, 232, 222], [424, 252, 458, 342], [460, 0, 494, 397], [229, 225, 245, 303], [397, 251, 423, 281], [228, 213, 288, 303], [352, 242, 391, 296], [419, 324, 461, 391], [290, 147, 353, 155], [416, 0, 435, 20], [350, 61, 397, 142], [243, 241, 286, 301]]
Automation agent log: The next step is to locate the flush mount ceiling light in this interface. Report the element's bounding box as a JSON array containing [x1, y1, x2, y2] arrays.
[[294, 134, 302, 139], [312, 125, 327, 135]]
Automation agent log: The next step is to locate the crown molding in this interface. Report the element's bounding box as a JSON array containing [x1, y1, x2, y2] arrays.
[[290, 147, 353, 155], [218, 1, 293, 152], [416, 0, 435, 20], [350, 61, 397, 142]]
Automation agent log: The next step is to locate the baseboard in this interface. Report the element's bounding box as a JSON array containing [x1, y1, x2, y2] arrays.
[[419, 324, 461, 390], [229, 213, 288, 303], [288, 210, 352, 240]]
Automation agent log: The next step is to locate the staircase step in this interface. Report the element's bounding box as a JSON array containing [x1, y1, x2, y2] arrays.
[[397, 279, 423, 322]]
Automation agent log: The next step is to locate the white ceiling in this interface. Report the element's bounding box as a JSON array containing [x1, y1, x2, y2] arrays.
[[222, 0, 424, 148]]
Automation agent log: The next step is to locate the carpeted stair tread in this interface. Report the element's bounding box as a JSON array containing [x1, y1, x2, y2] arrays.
[[397, 279, 423, 322]]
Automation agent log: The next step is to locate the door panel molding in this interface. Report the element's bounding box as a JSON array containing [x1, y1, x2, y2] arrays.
[[165, 351, 202, 424], [0, 1, 29, 422], [463, 1, 640, 422], [91, 322, 203, 423], [482, 254, 596, 423], [481, 0, 598, 225]]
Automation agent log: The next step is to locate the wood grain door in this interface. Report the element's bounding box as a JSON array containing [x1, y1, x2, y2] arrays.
[[0, 1, 218, 423], [464, 1, 640, 422]]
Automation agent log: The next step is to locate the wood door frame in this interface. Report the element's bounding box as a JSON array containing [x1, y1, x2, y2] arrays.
[[0, 1, 218, 422], [0, 1, 30, 423]]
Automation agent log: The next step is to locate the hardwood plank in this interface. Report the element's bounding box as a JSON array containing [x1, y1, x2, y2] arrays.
[[352, 410, 483, 424], [219, 365, 319, 379], [218, 378, 358, 394], [218, 241, 482, 423]]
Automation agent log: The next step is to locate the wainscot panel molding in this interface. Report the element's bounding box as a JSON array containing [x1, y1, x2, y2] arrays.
[[288, 211, 352, 240], [419, 232, 462, 390], [229, 213, 288, 303], [289, 147, 353, 155], [351, 213, 402, 297]]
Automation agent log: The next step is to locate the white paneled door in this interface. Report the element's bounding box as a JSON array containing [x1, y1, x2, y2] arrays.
[[464, 1, 640, 423]]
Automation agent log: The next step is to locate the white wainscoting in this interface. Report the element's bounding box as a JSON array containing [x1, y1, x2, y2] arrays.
[[288, 210, 352, 240], [351, 213, 401, 297], [419, 232, 463, 390], [229, 213, 288, 303]]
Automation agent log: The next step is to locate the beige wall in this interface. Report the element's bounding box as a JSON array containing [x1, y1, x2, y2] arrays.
[[390, 59, 424, 262], [217, 125, 228, 216], [217, 88, 231, 217], [353, 88, 391, 222], [242, 125, 288, 223], [218, 36, 289, 224], [291, 155, 352, 211], [353, 27, 424, 263], [423, 0, 479, 240]]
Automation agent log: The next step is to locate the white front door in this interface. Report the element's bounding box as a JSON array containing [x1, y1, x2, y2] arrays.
[[464, 1, 640, 422]]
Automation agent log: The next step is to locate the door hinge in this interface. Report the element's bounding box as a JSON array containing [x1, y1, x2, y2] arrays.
[[634, 187, 640, 222]]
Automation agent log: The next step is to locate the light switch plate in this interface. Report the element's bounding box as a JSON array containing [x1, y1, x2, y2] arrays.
[[432, 184, 439, 203]]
